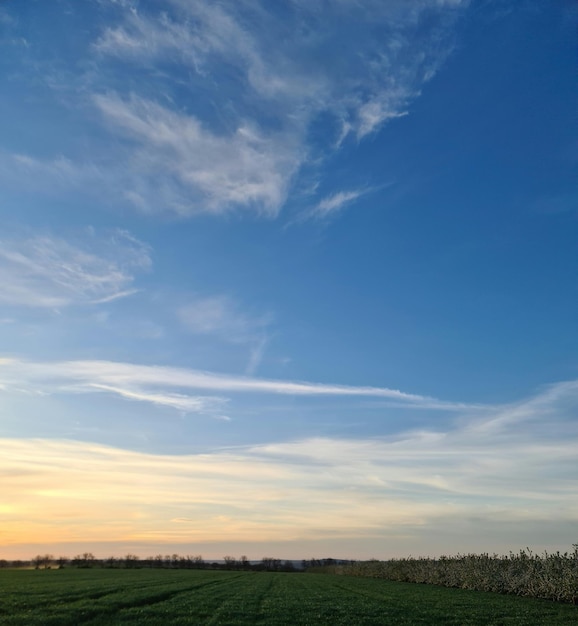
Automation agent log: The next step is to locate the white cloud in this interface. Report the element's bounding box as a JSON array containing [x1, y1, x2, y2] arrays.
[[0, 357, 480, 411], [1, 377, 576, 555], [94, 94, 301, 216], [0, 231, 151, 308], [356, 101, 409, 139], [0, 152, 108, 196], [2, 356, 577, 556], [2, 1, 469, 217], [308, 188, 370, 219], [85, 0, 469, 216], [87, 383, 228, 417]]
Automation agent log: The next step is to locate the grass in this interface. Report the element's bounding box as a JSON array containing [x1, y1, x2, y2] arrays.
[[0, 568, 577, 624]]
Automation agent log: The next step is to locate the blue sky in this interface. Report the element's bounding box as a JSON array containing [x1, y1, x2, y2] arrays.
[[0, 0, 577, 560]]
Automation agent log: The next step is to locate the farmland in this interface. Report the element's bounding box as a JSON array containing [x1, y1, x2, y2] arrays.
[[1, 569, 577, 624]]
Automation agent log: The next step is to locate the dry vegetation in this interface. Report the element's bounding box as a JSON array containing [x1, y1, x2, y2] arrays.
[[321, 547, 578, 604]]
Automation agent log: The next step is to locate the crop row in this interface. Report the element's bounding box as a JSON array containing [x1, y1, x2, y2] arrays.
[[2, 569, 578, 624]]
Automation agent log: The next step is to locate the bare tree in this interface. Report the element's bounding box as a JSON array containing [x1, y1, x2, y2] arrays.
[[32, 554, 53, 569], [56, 556, 69, 569], [124, 554, 140, 569], [192, 555, 205, 569], [223, 555, 237, 570], [261, 557, 281, 571]]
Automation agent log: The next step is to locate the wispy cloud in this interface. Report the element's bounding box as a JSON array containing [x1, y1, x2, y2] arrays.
[[1, 377, 576, 556], [97, 0, 466, 138], [0, 152, 108, 199], [177, 295, 270, 343], [2, 0, 468, 218], [93, 94, 301, 216], [245, 336, 269, 377], [87, 383, 229, 418], [178, 295, 272, 374], [0, 231, 151, 308], [305, 188, 374, 220], [0, 357, 476, 411]]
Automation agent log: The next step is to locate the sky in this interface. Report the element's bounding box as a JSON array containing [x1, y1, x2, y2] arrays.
[[0, 0, 577, 561]]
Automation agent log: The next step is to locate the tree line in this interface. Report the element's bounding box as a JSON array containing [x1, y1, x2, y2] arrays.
[[0, 554, 352, 572]]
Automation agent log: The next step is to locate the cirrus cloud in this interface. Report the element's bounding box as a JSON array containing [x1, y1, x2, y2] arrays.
[[2, 0, 469, 218], [0, 230, 151, 309]]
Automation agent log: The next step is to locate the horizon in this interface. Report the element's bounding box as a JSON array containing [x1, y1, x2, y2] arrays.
[[1, 0, 577, 561]]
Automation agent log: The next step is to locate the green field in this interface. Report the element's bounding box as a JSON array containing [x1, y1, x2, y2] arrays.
[[0, 569, 577, 625]]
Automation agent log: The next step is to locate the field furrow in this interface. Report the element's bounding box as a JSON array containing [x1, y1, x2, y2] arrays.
[[0, 569, 577, 625]]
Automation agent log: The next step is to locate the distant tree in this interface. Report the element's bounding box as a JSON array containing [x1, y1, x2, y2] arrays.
[[56, 556, 69, 569], [282, 560, 295, 572], [261, 557, 273, 571], [32, 554, 54, 569], [124, 554, 140, 569], [72, 552, 97, 568], [223, 556, 236, 570], [261, 557, 281, 571], [178, 556, 189, 569], [240, 555, 250, 569], [192, 555, 205, 569]]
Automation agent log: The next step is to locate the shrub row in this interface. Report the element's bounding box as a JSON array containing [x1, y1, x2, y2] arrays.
[[324, 547, 578, 604]]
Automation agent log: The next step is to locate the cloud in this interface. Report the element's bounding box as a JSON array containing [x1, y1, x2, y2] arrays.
[[0, 230, 151, 308], [245, 336, 269, 377], [79, 0, 470, 216], [178, 295, 272, 374], [306, 188, 371, 220], [0, 357, 477, 411], [0, 152, 109, 199], [177, 295, 270, 342], [93, 94, 301, 216], [1, 378, 576, 555], [87, 383, 228, 417]]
